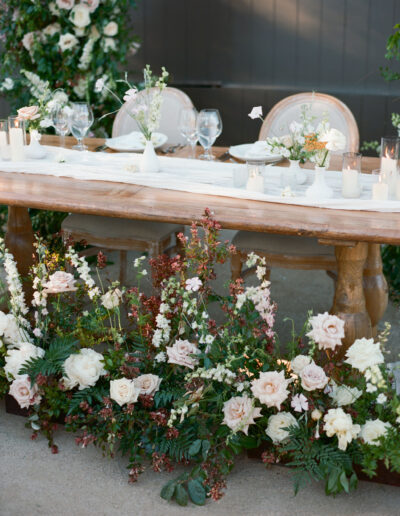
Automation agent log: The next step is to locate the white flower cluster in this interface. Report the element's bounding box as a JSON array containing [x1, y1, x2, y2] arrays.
[[78, 37, 95, 70], [168, 404, 189, 427], [0, 78, 14, 92], [66, 247, 100, 299], [21, 70, 49, 100], [185, 363, 236, 385], [365, 364, 387, 393]]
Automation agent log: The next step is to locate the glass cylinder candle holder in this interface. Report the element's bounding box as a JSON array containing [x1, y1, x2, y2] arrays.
[[380, 137, 399, 198], [371, 169, 389, 201], [246, 160, 265, 192], [8, 116, 26, 162], [341, 152, 361, 198], [0, 120, 10, 160]]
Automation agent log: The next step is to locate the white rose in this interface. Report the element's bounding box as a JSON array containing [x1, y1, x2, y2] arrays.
[[43, 271, 77, 294], [83, 0, 99, 12], [101, 288, 122, 310], [166, 339, 199, 369], [110, 378, 139, 406], [323, 408, 360, 451], [9, 374, 41, 409], [70, 4, 91, 28], [103, 37, 117, 52], [306, 312, 345, 351], [22, 32, 36, 51], [290, 354, 311, 375], [4, 342, 45, 380], [3, 314, 30, 347], [344, 338, 384, 372], [59, 33, 79, 52], [329, 384, 362, 407], [280, 134, 293, 148], [266, 412, 298, 443], [319, 128, 346, 152], [250, 371, 291, 409], [300, 363, 329, 391], [62, 348, 105, 390], [56, 0, 75, 9], [103, 21, 118, 37], [43, 23, 61, 37], [223, 395, 262, 435], [134, 374, 162, 396], [360, 419, 391, 445]]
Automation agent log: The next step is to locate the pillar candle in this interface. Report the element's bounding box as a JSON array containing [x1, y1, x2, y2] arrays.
[[372, 178, 389, 201], [246, 174, 264, 193], [0, 131, 7, 149], [342, 168, 360, 198], [9, 127, 25, 161], [380, 156, 397, 196]]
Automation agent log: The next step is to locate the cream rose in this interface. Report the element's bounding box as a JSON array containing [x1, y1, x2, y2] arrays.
[[166, 340, 199, 369], [306, 312, 345, 351], [59, 33, 79, 52], [9, 374, 41, 409], [319, 127, 346, 152], [300, 363, 329, 392], [110, 378, 139, 406], [323, 408, 360, 451], [17, 106, 40, 121], [43, 271, 77, 294], [311, 409, 322, 421], [329, 383, 362, 407], [83, 0, 99, 12], [56, 0, 75, 9], [223, 395, 262, 435], [103, 21, 118, 37], [360, 419, 391, 446], [101, 288, 122, 310], [266, 412, 298, 443], [344, 338, 384, 372], [62, 348, 105, 390], [22, 32, 36, 51], [250, 371, 290, 409], [71, 4, 91, 28], [43, 23, 61, 37], [280, 134, 293, 148], [4, 342, 45, 380], [134, 374, 162, 396], [290, 354, 311, 376]]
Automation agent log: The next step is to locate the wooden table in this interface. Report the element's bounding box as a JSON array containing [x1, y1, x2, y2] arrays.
[[0, 135, 395, 346]]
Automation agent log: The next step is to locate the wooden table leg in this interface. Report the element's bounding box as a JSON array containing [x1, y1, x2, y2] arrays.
[[5, 206, 35, 301], [363, 243, 388, 337], [332, 242, 372, 349]]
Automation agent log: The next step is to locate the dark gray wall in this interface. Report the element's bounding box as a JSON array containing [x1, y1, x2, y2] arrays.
[[129, 0, 400, 146]]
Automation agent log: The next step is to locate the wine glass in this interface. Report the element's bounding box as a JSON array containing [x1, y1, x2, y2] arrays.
[[52, 106, 70, 148], [196, 109, 222, 160], [70, 102, 94, 151], [179, 107, 198, 158]]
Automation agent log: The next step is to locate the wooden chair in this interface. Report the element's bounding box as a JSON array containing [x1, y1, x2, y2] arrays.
[[62, 87, 192, 282], [231, 92, 359, 284]]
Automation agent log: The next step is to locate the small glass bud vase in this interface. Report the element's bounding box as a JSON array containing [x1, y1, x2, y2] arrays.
[[380, 137, 399, 199], [341, 152, 361, 198], [246, 160, 265, 192]]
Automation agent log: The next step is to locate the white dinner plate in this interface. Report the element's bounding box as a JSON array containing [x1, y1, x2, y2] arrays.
[[106, 131, 168, 152], [229, 143, 282, 163]]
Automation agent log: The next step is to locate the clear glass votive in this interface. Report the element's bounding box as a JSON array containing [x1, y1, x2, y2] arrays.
[[0, 120, 10, 160], [8, 116, 26, 162], [246, 160, 265, 192], [371, 169, 389, 201], [233, 167, 248, 188], [380, 137, 399, 198], [341, 152, 361, 198]]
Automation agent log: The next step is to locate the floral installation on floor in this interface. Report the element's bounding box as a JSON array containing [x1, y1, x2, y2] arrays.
[[0, 210, 399, 507], [0, 0, 139, 134]]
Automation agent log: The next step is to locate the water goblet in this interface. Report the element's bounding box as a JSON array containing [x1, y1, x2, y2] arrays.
[[197, 109, 222, 160], [70, 102, 94, 151], [179, 107, 198, 158]]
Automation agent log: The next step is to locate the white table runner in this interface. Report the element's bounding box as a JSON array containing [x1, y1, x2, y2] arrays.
[[0, 145, 399, 212]]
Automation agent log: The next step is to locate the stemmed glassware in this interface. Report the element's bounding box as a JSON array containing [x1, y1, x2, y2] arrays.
[[179, 107, 198, 158], [52, 106, 71, 148], [197, 109, 222, 160], [70, 102, 94, 151]]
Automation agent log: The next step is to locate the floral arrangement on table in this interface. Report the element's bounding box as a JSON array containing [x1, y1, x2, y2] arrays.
[[16, 89, 70, 134], [0, 0, 139, 135], [0, 210, 399, 507]]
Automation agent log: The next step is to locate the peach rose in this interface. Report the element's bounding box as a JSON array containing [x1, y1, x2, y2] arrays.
[[17, 106, 40, 121], [250, 370, 291, 409], [166, 339, 199, 369], [300, 363, 329, 391], [43, 271, 77, 294], [134, 374, 162, 396], [223, 395, 262, 435], [9, 374, 41, 409], [306, 312, 345, 351]]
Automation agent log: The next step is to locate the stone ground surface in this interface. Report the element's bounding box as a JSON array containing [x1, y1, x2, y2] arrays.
[[1, 229, 400, 515]]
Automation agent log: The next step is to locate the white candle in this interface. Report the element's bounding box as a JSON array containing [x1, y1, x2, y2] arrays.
[[0, 131, 7, 148], [380, 155, 397, 196], [396, 178, 400, 201], [9, 127, 25, 161], [342, 168, 360, 198], [246, 174, 264, 193], [372, 177, 389, 201]]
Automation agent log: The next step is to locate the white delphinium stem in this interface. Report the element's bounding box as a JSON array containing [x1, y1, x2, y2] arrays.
[[66, 247, 100, 300]]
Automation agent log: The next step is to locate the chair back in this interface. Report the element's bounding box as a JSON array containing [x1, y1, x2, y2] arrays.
[[112, 86, 194, 144], [259, 92, 359, 152]]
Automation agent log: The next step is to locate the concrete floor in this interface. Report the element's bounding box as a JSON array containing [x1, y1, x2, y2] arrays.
[[1, 229, 399, 515]]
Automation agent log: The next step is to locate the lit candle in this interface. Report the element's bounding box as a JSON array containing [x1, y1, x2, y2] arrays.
[[380, 144, 398, 198], [372, 176, 389, 201], [0, 131, 7, 149], [342, 168, 360, 198], [246, 174, 264, 192], [9, 122, 25, 162]]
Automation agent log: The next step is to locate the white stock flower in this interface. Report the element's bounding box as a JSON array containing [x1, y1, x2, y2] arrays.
[[329, 384, 362, 407], [266, 412, 298, 443], [319, 128, 346, 152], [300, 363, 329, 391], [101, 288, 122, 310], [1, 78, 14, 90], [123, 88, 138, 102], [9, 374, 41, 409], [306, 312, 345, 351], [344, 338, 384, 372], [185, 277, 202, 292], [223, 395, 262, 435], [70, 4, 91, 28], [110, 378, 139, 406], [166, 339, 199, 369], [59, 33, 79, 52], [154, 351, 166, 363], [103, 21, 118, 37], [360, 419, 391, 445], [62, 348, 105, 390], [5, 343, 45, 380], [290, 354, 311, 376], [250, 371, 290, 409], [323, 408, 360, 451], [248, 106, 263, 119], [134, 374, 162, 396]]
